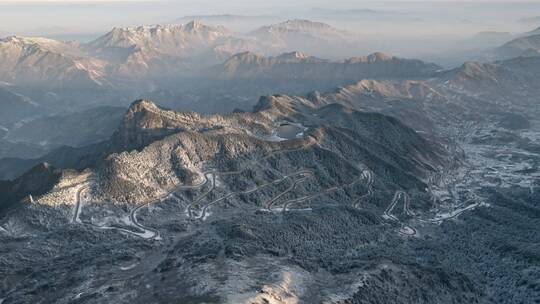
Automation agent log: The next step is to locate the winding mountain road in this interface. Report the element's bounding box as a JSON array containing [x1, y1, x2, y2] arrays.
[[352, 170, 373, 209], [71, 182, 93, 224], [278, 170, 373, 211], [195, 170, 314, 219], [69, 144, 318, 239], [71, 181, 161, 239], [419, 200, 483, 224], [265, 170, 313, 212], [69, 139, 416, 241], [382, 191, 417, 236]]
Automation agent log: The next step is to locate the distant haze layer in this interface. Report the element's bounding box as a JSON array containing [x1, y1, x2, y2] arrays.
[[0, 1, 539, 64]]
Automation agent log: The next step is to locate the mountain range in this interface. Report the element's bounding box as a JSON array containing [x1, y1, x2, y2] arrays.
[[0, 19, 377, 89], [0, 19, 446, 162], [1, 17, 540, 304], [216, 51, 439, 80], [2, 51, 539, 302], [247, 19, 356, 57], [172, 15, 285, 32]]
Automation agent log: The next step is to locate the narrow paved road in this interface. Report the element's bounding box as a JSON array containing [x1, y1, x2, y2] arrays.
[[353, 170, 373, 209], [71, 183, 92, 224], [279, 170, 372, 211], [382, 191, 417, 236], [129, 201, 160, 239], [69, 143, 403, 240], [71, 180, 160, 239], [265, 171, 312, 212], [419, 200, 482, 224], [69, 144, 318, 239], [197, 170, 313, 219]]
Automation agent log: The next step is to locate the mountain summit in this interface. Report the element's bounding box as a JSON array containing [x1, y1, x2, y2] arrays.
[[87, 22, 232, 52]]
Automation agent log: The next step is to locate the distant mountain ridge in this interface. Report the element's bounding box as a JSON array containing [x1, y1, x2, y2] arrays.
[[0, 36, 106, 88], [1, 20, 538, 91], [216, 51, 440, 80], [86, 22, 232, 56], [247, 19, 356, 58], [0, 19, 361, 86], [494, 34, 540, 59], [249, 19, 351, 40], [84, 21, 240, 76], [172, 14, 285, 32]]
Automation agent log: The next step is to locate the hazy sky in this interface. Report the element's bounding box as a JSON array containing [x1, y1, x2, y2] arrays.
[[1, 0, 538, 1], [1, 0, 539, 3], [0, 0, 538, 40]]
